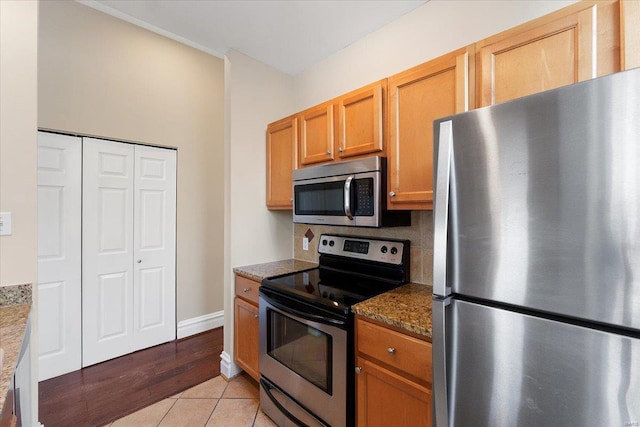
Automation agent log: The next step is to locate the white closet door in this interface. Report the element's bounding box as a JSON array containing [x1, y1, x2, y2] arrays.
[[82, 138, 135, 367], [132, 145, 176, 350], [37, 132, 82, 380]]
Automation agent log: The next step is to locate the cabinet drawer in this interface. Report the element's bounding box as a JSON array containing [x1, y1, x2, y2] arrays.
[[357, 318, 432, 383], [235, 275, 260, 304]]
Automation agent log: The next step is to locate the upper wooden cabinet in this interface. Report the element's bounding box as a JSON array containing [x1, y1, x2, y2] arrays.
[[266, 115, 297, 209], [299, 102, 335, 166], [622, 0, 640, 70], [476, 0, 621, 107], [387, 48, 473, 210], [337, 80, 386, 159]]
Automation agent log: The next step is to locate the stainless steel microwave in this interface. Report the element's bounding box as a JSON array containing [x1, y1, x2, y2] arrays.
[[292, 156, 410, 227]]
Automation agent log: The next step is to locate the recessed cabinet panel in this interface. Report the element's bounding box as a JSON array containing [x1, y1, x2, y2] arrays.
[[338, 81, 384, 159], [388, 49, 471, 210], [267, 116, 297, 209], [299, 103, 335, 166]]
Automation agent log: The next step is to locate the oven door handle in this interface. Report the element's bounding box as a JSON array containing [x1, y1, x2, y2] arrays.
[[260, 288, 347, 328]]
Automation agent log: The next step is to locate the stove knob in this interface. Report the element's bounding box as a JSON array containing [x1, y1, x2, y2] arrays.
[[381, 246, 388, 254], [329, 240, 335, 247], [390, 247, 398, 255], [322, 239, 328, 246]]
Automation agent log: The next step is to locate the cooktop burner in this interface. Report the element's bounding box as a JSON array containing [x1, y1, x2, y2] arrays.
[[260, 234, 410, 316]]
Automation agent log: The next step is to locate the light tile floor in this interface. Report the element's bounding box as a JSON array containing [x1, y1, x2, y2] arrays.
[[106, 374, 277, 427]]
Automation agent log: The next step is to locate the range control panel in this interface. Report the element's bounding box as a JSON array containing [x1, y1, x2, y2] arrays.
[[318, 234, 408, 265]]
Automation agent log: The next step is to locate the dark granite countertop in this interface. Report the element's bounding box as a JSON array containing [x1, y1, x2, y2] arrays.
[[233, 259, 318, 282], [353, 283, 432, 341], [0, 284, 32, 413]]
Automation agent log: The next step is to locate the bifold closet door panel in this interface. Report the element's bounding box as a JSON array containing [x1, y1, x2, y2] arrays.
[[37, 132, 82, 380], [133, 145, 176, 350], [82, 138, 135, 367]]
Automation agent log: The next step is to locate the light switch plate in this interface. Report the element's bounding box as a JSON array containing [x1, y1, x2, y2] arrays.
[[303, 237, 309, 251], [0, 212, 12, 236]]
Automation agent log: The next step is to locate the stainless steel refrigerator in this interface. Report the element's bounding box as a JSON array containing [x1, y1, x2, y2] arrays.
[[432, 67, 640, 427]]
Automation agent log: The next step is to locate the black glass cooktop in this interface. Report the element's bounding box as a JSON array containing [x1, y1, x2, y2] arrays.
[[261, 267, 403, 312]]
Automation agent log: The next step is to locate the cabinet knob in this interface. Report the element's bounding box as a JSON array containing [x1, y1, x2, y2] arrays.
[[137, 259, 142, 263], [326, 151, 331, 155], [243, 288, 250, 293], [254, 314, 259, 319], [338, 147, 344, 152], [355, 366, 362, 374], [387, 347, 396, 355], [389, 191, 396, 197]]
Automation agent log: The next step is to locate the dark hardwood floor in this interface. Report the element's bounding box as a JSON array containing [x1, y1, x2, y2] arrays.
[[39, 328, 224, 427]]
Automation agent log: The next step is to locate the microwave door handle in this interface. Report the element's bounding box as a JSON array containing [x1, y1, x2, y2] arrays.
[[344, 175, 354, 220]]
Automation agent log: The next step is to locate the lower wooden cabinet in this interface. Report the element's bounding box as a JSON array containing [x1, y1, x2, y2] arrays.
[[355, 317, 432, 427], [234, 275, 260, 381]]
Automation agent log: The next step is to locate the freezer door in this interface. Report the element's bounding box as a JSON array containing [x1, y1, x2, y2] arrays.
[[433, 298, 640, 427], [438, 68, 640, 330]]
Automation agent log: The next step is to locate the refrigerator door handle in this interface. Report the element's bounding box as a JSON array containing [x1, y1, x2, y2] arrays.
[[434, 120, 452, 297], [433, 297, 451, 427]]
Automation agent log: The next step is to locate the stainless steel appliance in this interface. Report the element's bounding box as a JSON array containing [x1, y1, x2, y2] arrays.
[[259, 234, 410, 427], [292, 156, 410, 227], [432, 68, 640, 427]]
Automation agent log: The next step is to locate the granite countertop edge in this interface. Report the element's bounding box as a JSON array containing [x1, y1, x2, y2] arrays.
[[233, 259, 318, 282], [353, 283, 433, 341], [0, 284, 33, 414]]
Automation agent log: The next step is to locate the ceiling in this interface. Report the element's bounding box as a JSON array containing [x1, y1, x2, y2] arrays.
[[80, 0, 427, 76]]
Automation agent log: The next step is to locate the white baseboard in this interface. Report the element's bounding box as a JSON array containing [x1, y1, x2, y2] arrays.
[[177, 310, 224, 339], [220, 351, 243, 379]]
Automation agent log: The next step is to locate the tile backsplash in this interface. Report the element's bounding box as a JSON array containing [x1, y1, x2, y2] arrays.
[[294, 211, 433, 285]]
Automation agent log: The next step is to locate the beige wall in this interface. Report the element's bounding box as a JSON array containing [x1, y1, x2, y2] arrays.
[[0, 0, 39, 288], [38, 0, 225, 321], [222, 50, 295, 373]]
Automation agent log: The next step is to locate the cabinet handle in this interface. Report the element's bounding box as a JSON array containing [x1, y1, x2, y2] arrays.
[[387, 347, 396, 355], [389, 191, 396, 197], [243, 288, 251, 293], [254, 314, 259, 319], [338, 147, 344, 153], [137, 259, 142, 263], [355, 366, 362, 374], [326, 151, 331, 155]]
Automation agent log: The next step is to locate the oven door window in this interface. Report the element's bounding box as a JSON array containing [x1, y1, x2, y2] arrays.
[[267, 309, 332, 394]]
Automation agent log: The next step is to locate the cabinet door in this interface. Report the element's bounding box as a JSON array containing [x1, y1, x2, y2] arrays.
[[132, 145, 176, 351], [356, 357, 432, 427], [37, 132, 82, 380], [477, 1, 621, 107], [267, 116, 297, 209], [234, 297, 260, 381], [82, 138, 135, 367], [622, 0, 640, 69], [299, 102, 335, 166], [388, 49, 471, 210], [337, 80, 385, 159]]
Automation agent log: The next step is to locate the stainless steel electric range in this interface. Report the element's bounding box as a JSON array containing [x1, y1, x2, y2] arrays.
[[259, 234, 410, 427]]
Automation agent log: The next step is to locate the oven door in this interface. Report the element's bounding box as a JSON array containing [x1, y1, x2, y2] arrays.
[[293, 171, 380, 227], [259, 289, 348, 427]]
